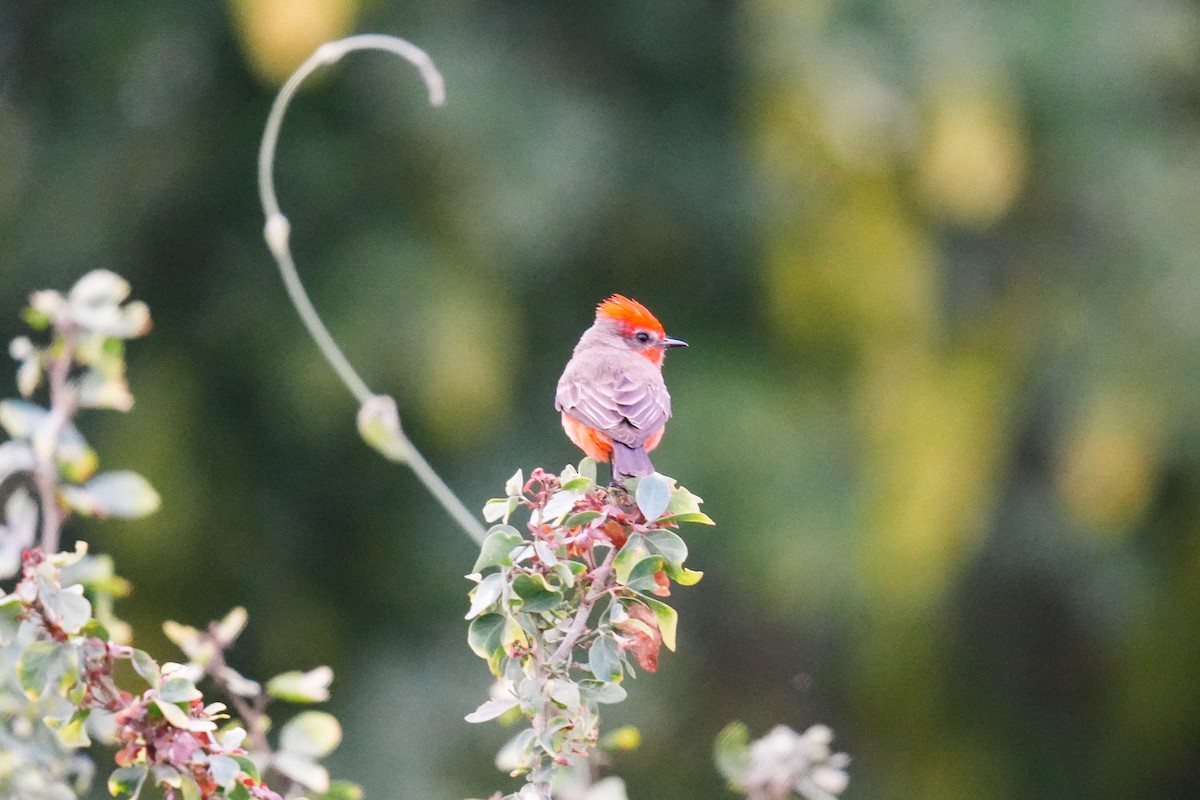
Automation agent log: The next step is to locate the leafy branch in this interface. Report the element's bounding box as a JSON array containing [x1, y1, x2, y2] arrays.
[[465, 464, 710, 799], [0, 272, 352, 800]]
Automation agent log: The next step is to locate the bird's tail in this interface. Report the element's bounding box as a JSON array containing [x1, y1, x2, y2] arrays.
[[611, 441, 654, 482]]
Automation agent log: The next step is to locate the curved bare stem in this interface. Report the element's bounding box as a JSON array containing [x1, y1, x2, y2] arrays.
[[257, 35, 486, 544]]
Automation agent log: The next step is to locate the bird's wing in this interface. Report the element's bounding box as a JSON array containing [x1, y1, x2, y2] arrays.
[[556, 371, 671, 448]]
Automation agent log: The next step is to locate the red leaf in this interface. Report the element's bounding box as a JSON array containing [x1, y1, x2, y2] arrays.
[[617, 603, 662, 673]]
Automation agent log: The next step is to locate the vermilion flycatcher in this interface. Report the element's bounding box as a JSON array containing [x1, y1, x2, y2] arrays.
[[555, 295, 687, 482]]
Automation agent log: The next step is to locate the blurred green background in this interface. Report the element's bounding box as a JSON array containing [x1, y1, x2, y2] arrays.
[[3, 1, 1200, 798]]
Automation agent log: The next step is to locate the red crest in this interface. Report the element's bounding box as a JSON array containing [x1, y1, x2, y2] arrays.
[[595, 294, 665, 335]]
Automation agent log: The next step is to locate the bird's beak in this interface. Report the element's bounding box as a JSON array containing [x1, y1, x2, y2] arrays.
[[663, 336, 688, 348]]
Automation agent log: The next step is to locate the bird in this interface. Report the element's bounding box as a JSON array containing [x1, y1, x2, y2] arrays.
[[555, 295, 687, 483]]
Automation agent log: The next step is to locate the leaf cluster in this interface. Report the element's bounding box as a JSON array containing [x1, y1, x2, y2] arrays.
[[467, 461, 713, 798], [0, 273, 357, 800]]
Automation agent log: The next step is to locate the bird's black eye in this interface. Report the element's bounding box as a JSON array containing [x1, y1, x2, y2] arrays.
[[635, 331, 651, 344]]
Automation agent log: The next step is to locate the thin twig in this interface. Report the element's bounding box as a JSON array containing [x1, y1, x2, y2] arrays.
[[551, 549, 616, 666], [256, 35, 486, 544], [35, 327, 77, 554]]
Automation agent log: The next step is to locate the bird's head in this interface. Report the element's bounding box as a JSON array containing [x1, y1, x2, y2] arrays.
[[595, 294, 687, 366]]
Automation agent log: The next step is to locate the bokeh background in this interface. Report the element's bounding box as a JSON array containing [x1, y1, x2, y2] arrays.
[[3, 1, 1200, 798]]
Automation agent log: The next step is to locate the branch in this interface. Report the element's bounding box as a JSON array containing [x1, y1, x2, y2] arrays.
[[256, 35, 485, 544]]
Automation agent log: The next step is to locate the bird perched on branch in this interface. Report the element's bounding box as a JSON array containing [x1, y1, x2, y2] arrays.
[[556, 295, 687, 483]]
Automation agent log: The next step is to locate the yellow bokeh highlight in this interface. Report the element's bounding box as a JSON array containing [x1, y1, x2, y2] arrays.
[[416, 283, 516, 451], [857, 344, 1011, 612], [228, 0, 362, 84], [917, 84, 1027, 227], [1056, 388, 1161, 535], [765, 178, 937, 353]]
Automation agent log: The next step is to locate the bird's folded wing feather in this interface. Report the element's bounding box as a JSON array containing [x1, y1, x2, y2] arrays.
[[556, 372, 671, 447]]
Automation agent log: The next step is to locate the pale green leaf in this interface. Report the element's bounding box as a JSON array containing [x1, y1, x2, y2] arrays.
[[466, 572, 504, 620], [640, 597, 679, 651], [267, 665, 333, 703], [644, 530, 688, 565], [588, 635, 622, 682], [159, 676, 202, 703], [467, 614, 505, 659], [279, 710, 343, 758], [61, 470, 160, 519], [473, 526, 524, 571], [713, 721, 751, 783], [635, 474, 671, 521], [464, 695, 518, 723], [108, 765, 148, 797]]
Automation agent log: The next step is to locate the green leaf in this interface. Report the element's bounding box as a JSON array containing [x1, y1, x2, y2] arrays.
[[578, 457, 598, 484], [505, 469, 524, 497], [465, 572, 504, 620], [640, 597, 678, 651], [159, 676, 202, 703], [473, 526, 524, 572], [231, 755, 259, 780], [656, 511, 716, 526], [467, 614, 505, 659], [61, 470, 160, 519], [81, 618, 111, 641], [549, 679, 581, 710], [553, 561, 579, 589], [314, 781, 365, 800], [540, 488, 582, 523], [713, 721, 751, 783], [108, 765, 148, 797], [55, 421, 99, 483], [635, 474, 671, 521], [214, 606, 249, 646], [17, 640, 58, 699], [512, 574, 563, 613], [0, 398, 46, 440], [273, 752, 330, 793], [154, 699, 192, 729], [44, 583, 92, 634], [70, 269, 132, 308], [46, 709, 91, 748], [0, 596, 21, 645], [664, 564, 704, 586], [0, 440, 36, 482], [76, 370, 134, 411], [279, 710, 343, 758], [644, 530, 688, 565], [517, 675, 547, 714], [464, 695, 518, 723], [502, 615, 529, 651], [533, 539, 559, 567], [625, 556, 666, 593], [659, 484, 715, 525], [588, 635, 622, 682], [267, 665, 333, 703], [563, 510, 602, 528], [579, 680, 626, 705], [613, 535, 650, 584], [209, 755, 241, 789], [482, 498, 512, 524]]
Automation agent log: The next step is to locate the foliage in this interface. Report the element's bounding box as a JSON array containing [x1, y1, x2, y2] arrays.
[[0, 272, 355, 800], [714, 722, 849, 800], [465, 463, 710, 798]]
